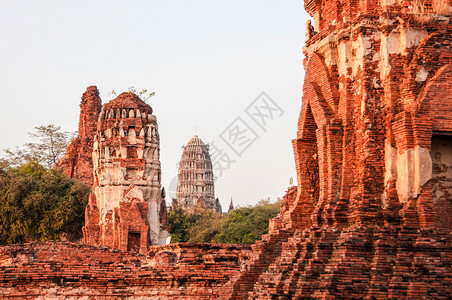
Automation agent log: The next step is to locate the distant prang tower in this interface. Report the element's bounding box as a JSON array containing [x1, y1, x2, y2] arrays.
[[83, 91, 169, 254], [174, 135, 221, 213]]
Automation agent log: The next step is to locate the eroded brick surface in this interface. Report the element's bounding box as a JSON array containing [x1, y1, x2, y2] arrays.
[[83, 92, 169, 253], [235, 1, 452, 298], [55, 86, 102, 186], [0, 242, 251, 299]]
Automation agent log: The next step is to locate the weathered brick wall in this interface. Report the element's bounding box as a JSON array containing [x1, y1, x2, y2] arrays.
[[235, 0, 452, 298], [55, 86, 102, 186], [84, 92, 169, 253], [0, 241, 251, 299]]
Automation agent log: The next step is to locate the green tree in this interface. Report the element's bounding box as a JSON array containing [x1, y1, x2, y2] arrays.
[[187, 212, 222, 243], [0, 162, 90, 244], [168, 199, 281, 244], [213, 200, 281, 244], [2, 125, 73, 169], [168, 208, 202, 243]]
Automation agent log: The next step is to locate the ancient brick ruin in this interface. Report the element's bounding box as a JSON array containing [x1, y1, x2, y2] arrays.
[[0, 241, 251, 298], [55, 86, 102, 186], [83, 92, 170, 253], [173, 135, 222, 213], [0, 0, 451, 298], [57, 88, 170, 252], [230, 0, 452, 298]]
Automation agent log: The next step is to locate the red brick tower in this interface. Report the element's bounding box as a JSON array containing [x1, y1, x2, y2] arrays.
[[229, 1, 452, 298], [288, 0, 452, 232], [83, 92, 169, 253], [55, 86, 102, 185]]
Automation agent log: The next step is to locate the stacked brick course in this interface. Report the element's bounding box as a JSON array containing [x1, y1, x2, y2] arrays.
[[0, 241, 251, 299]]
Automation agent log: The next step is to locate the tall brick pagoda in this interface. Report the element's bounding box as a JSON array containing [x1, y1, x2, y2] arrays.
[[82, 91, 169, 253], [229, 0, 452, 298], [174, 135, 222, 213]]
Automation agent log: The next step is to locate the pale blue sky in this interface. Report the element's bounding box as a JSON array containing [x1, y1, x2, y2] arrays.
[[0, 0, 310, 210]]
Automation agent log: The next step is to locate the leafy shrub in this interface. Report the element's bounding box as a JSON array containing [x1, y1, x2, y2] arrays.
[[0, 162, 90, 244], [168, 199, 281, 244], [213, 200, 281, 244]]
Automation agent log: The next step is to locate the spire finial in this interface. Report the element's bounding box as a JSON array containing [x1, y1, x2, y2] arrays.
[[228, 197, 234, 213]]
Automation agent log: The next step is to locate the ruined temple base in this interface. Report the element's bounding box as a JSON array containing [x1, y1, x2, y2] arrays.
[[0, 241, 251, 299], [0, 226, 449, 299]]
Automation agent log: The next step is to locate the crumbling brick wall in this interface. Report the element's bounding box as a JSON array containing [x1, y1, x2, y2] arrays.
[[235, 1, 452, 298], [0, 242, 251, 299], [83, 92, 169, 253], [55, 86, 101, 186]]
